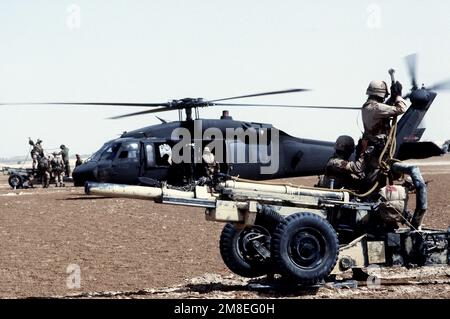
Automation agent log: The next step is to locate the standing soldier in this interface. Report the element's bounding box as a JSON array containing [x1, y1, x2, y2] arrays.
[[59, 144, 70, 177], [37, 155, 51, 188], [29, 138, 44, 172], [358, 80, 407, 184], [75, 154, 83, 168], [51, 152, 65, 187]]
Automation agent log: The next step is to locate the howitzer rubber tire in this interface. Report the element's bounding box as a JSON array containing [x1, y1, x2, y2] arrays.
[[8, 174, 23, 189], [272, 212, 339, 285], [220, 223, 273, 278]]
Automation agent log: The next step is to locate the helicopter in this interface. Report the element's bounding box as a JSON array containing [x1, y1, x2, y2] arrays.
[[2, 54, 449, 187]]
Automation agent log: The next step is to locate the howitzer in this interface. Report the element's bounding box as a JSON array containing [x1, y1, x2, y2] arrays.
[[86, 178, 450, 285]]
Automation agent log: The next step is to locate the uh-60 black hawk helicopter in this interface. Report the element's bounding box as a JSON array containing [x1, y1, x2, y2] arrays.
[[2, 54, 448, 187]]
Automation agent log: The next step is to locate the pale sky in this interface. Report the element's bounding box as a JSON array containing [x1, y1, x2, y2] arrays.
[[1, 0, 450, 157]]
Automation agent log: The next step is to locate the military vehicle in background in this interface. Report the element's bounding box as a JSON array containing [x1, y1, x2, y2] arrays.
[[2, 165, 73, 189]]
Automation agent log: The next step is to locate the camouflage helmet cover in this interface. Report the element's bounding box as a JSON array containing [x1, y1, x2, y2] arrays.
[[366, 80, 390, 98]]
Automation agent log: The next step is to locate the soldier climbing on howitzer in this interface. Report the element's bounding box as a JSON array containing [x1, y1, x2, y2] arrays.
[[357, 74, 407, 188], [317, 71, 428, 230], [358, 72, 427, 230], [28, 138, 44, 172]]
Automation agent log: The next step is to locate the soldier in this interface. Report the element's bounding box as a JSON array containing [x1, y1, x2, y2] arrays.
[[75, 154, 83, 168], [29, 138, 44, 172], [358, 80, 407, 177], [37, 155, 50, 188], [59, 144, 70, 177], [51, 152, 65, 187], [202, 146, 220, 179], [317, 135, 364, 190]]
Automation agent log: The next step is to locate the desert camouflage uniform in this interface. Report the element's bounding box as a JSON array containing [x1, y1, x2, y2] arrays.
[[318, 156, 364, 190], [360, 95, 407, 169], [51, 155, 65, 187], [29, 139, 44, 171], [59, 145, 70, 177], [37, 156, 51, 188]]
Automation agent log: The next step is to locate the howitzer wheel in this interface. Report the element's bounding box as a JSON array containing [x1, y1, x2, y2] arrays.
[[220, 223, 274, 278], [272, 212, 339, 285], [8, 174, 23, 189]]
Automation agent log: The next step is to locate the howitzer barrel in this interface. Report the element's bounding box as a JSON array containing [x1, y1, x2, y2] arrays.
[[223, 180, 347, 201], [85, 182, 195, 201]]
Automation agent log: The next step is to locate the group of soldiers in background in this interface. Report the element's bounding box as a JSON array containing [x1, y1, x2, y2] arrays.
[[29, 138, 83, 188]]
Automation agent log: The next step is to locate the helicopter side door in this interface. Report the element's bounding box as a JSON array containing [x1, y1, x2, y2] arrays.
[[110, 142, 140, 184], [140, 142, 171, 182]]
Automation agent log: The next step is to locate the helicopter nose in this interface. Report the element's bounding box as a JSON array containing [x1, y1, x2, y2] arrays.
[[72, 161, 98, 186]]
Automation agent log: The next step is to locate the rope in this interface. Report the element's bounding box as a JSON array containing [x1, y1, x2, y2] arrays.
[[351, 116, 399, 198]]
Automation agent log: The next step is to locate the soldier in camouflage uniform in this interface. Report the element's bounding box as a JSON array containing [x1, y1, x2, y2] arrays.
[[37, 155, 51, 188], [317, 135, 364, 190], [29, 138, 44, 172], [51, 152, 65, 187], [75, 154, 83, 167], [59, 145, 70, 177], [358, 80, 407, 176], [359, 81, 430, 229]]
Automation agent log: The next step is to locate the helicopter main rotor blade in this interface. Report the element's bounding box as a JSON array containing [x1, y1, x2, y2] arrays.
[[207, 88, 311, 103], [0, 102, 170, 107], [215, 102, 360, 110], [109, 107, 175, 119], [428, 78, 450, 91], [405, 53, 418, 90]]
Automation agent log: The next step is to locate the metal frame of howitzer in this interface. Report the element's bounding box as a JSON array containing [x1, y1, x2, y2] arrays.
[[85, 180, 450, 283], [5, 167, 73, 189]]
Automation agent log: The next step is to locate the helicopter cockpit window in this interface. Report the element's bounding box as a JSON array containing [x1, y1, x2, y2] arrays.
[[118, 143, 139, 159], [99, 143, 121, 161]]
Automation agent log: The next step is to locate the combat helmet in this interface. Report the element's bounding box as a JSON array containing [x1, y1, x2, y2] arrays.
[[366, 80, 389, 98], [335, 135, 355, 155]]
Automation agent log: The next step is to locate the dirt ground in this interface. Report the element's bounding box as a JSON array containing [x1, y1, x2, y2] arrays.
[[0, 156, 450, 299]]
